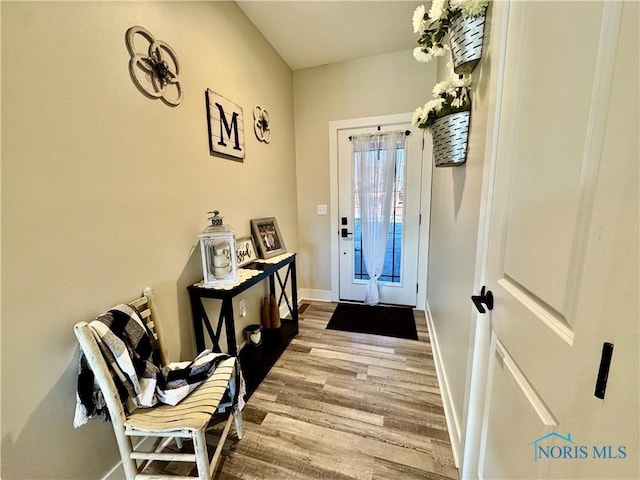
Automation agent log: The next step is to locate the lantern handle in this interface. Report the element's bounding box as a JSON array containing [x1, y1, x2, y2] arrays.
[[207, 210, 222, 225]]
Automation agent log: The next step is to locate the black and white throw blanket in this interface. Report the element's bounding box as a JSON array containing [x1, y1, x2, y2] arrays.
[[74, 304, 245, 428]]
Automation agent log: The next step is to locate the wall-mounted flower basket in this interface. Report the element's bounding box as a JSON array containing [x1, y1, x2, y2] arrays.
[[431, 111, 470, 167], [449, 12, 486, 75]]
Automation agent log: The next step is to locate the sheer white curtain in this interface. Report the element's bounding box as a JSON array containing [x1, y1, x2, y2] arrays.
[[353, 131, 406, 305]]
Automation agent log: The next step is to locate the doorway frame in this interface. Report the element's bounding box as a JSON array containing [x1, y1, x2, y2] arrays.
[[329, 112, 432, 310], [459, 2, 510, 476]]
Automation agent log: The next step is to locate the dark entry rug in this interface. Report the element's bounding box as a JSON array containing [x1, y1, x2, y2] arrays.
[[326, 303, 418, 340]]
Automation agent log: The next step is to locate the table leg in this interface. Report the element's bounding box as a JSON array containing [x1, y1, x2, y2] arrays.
[[188, 290, 206, 353], [221, 297, 237, 355], [291, 259, 299, 333]]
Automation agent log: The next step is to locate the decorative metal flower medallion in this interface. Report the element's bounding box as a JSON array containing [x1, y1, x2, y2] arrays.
[[125, 26, 183, 106], [253, 105, 271, 143]]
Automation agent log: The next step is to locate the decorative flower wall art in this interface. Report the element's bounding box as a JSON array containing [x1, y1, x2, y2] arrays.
[[253, 105, 271, 143], [413, 73, 472, 167], [412, 0, 489, 74], [125, 26, 183, 106], [413, 74, 471, 130]]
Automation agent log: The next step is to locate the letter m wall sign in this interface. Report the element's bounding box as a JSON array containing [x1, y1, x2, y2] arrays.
[[206, 89, 245, 161]]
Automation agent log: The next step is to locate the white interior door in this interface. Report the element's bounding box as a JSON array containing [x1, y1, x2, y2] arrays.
[[476, 2, 638, 479], [337, 119, 423, 306]]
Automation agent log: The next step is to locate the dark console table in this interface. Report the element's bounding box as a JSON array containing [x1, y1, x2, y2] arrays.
[[187, 253, 298, 395]]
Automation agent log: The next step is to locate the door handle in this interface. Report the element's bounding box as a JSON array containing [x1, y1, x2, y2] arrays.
[[472, 286, 494, 314], [341, 228, 353, 238], [594, 342, 614, 399]]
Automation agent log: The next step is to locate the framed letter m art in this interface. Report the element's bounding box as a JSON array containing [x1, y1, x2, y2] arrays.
[[206, 89, 245, 161]]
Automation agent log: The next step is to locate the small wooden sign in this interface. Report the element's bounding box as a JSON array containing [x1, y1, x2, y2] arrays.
[[206, 89, 245, 160], [235, 235, 257, 267]]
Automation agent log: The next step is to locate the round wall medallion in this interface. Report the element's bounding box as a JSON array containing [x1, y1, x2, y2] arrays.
[[253, 105, 271, 143], [125, 26, 183, 106]]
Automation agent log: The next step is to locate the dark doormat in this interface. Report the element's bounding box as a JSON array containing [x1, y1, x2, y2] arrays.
[[326, 303, 418, 340]]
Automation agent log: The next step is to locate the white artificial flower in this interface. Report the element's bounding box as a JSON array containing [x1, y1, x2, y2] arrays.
[[446, 58, 454, 72], [432, 45, 449, 58], [450, 0, 489, 17], [432, 80, 451, 96], [425, 97, 445, 114], [452, 74, 472, 88], [428, 0, 447, 22], [412, 106, 426, 125], [413, 5, 427, 33], [413, 47, 433, 63]]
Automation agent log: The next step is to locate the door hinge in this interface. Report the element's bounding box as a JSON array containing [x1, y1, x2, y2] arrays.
[[419, 214, 422, 226], [416, 283, 419, 293]]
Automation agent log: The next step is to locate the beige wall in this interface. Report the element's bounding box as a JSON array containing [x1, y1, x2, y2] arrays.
[[426, 7, 497, 457], [1, 2, 296, 478], [293, 51, 436, 295]]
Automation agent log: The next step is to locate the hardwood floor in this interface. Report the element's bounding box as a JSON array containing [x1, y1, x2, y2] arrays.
[[146, 301, 459, 480]]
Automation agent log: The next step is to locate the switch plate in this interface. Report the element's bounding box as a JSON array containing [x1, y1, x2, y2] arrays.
[[317, 204, 328, 215]]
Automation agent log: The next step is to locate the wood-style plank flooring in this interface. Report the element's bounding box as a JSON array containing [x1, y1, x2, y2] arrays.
[[146, 301, 459, 479]]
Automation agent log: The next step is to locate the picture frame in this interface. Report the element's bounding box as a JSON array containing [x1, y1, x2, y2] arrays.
[[235, 235, 257, 267], [250, 217, 286, 259]]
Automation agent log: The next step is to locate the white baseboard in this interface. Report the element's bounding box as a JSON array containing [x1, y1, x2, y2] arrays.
[[298, 288, 333, 302], [425, 303, 462, 468]]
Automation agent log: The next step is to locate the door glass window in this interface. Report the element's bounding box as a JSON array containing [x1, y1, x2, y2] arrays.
[[353, 146, 405, 284]]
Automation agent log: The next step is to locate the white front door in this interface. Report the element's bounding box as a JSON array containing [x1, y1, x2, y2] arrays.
[[475, 2, 638, 479], [336, 118, 423, 306]]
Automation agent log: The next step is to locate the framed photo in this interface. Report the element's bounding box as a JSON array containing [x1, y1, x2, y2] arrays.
[[235, 235, 257, 267], [251, 217, 286, 259]]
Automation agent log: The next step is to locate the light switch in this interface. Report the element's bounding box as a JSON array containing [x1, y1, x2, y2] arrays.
[[317, 204, 328, 215]]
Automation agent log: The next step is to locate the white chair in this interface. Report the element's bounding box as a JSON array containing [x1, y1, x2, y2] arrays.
[[74, 287, 243, 480]]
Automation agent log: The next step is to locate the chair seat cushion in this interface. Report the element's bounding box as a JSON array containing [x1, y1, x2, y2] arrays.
[[124, 357, 236, 433]]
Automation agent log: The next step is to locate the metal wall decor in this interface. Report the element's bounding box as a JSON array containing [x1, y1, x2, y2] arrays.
[[449, 13, 486, 75], [125, 26, 183, 106], [253, 105, 271, 143], [431, 111, 470, 167]]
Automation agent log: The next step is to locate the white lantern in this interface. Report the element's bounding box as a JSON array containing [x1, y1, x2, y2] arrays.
[[198, 210, 237, 286]]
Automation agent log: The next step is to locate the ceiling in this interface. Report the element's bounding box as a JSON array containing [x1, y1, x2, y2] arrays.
[[236, 1, 423, 70]]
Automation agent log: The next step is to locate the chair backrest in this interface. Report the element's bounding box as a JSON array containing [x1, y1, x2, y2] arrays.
[[73, 287, 168, 426], [129, 287, 169, 367]]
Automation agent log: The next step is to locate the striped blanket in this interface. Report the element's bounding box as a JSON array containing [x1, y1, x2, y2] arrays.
[[74, 304, 245, 428]]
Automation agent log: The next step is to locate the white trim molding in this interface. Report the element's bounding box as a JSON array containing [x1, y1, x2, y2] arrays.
[[425, 303, 462, 468], [297, 288, 333, 303]]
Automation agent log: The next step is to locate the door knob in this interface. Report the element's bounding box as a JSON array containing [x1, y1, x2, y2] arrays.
[[471, 286, 494, 314], [341, 228, 353, 238]]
